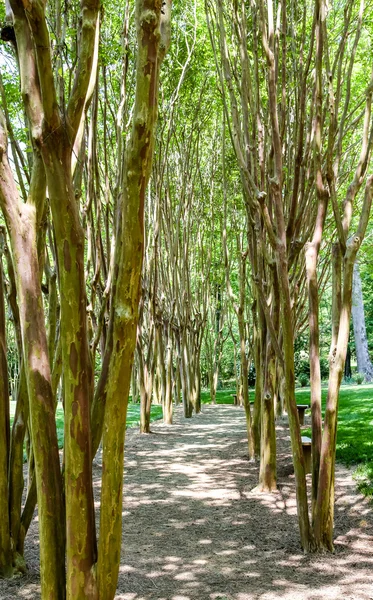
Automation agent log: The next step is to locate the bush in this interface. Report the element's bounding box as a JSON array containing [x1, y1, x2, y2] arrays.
[[295, 356, 329, 381], [295, 358, 310, 378], [248, 363, 256, 387], [298, 373, 309, 387], [355, 372, 365, 385]]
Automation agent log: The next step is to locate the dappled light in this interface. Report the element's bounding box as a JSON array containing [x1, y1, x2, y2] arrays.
[[3, 405, 372, 599]]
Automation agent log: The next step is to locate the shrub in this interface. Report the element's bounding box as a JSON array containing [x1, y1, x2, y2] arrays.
[[295, 356, 329, 381], [248, 363, 256, 387], [295, 358, 310, 378], [298, 373, 309, 387], [355, 372, 365, 385]]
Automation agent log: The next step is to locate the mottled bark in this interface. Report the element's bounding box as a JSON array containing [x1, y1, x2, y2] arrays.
[[0, 242, 12, 577], [9, 364, 29, 565], [306, 0, 330, 517], [260, 0, 312, 550], [0, 233, 31, 566], [43, 142, 97, 599], [7, 0, 101, 592], [259, 353, 277, 491], [259, 272, 279, 491], [314, 176, 373, 551], [306, 241, 323, 516], [96, 3, 171, 598], [0, 111, 65, 597]]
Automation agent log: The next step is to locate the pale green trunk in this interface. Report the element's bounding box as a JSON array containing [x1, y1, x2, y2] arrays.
[[97, 3, 171, 597]]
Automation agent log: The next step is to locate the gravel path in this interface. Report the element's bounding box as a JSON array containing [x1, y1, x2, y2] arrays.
[[1, 404, 373, 599]]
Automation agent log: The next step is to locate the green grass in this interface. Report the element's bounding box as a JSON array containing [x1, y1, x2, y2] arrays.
[[11, 383, 373, 497], [200, 388, 240, 405], [295, 383, 373, 498], [203, 384, 373, 499], [295, 384, 373, 466], [10, 401, 163, 450]]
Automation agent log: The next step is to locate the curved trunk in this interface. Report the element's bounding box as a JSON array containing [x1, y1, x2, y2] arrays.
[[314, 177, 373, 549], [0, 124, 65, 595], [0, 244, 12, 578]]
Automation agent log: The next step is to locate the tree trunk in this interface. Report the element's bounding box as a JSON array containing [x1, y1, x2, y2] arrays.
[[138, 328, 156, 434], [252, 299, 264, 454], [164, 327, 173, 424], [9, 363, 29, 569], [259, 340, 277, 491], [305, 241, 323, 517], [344, 344, 352, 379], [194, 347, 202, 414], [131, 362, 139, 403], [156, 324, 167, 408], [259, 271, 279, 490], [180, 329, 193, 417], [97, 3, 172, 596], [0, 243, 12, 578], [314, 178, 373, 549], [44, 145, 97, 599], [238, 315, 254, 459], [352, 262, 373, 381], [260, 0, 312, 548], [0, 115, 66, 596]]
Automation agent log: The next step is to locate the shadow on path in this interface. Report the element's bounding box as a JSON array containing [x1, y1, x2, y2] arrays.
[[1, 405, 373, 600]]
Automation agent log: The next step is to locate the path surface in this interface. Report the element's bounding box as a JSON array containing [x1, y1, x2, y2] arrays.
[[1, 405, 373, 600]]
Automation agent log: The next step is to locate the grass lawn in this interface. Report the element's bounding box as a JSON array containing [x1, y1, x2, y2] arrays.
[[203, 384, 373, 498], [296, 383, 373, 497], [200, 388, 240, 405], [10, 401, 163, 450]]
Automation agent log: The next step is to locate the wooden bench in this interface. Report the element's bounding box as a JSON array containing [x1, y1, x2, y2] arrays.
[[297, 404, 309, 425], [301, 436, 312, 474]]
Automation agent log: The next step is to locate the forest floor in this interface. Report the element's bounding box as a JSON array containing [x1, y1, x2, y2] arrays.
[[1, 404, 373, 600]]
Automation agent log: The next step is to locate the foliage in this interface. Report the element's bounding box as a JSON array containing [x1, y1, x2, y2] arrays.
[[355, 372, 365, 385], [295, 356, 329, 380], [295, 358, 311, 378], [298, 374, 309, 388], [248, 363, 256, 387], [354, 463, 373, 498]]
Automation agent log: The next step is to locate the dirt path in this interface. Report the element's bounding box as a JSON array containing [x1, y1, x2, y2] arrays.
[[1, 405, 373, 600]]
